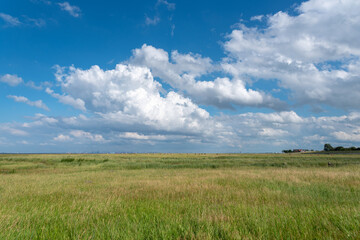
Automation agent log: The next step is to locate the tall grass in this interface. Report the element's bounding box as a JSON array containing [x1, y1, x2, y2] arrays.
[[0, 153, 359, 239]]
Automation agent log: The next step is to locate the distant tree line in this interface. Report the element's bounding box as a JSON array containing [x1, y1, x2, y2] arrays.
[[282, 144, 360, 153], [323, 144, 360, 152]]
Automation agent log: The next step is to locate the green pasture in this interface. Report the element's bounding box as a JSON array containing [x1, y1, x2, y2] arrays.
[[0, 153, 359, 239]]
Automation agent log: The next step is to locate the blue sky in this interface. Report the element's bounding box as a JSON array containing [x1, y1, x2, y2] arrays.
[[1, 0, 360, 153]]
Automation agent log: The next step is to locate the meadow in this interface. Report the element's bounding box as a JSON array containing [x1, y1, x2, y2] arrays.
[[0, 153, 359, 239]]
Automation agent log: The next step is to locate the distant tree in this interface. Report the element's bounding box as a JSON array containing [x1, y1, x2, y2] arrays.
[[350, 146, 357, 151], [324, 144, 334, 151], [334, 146, 345, 151]]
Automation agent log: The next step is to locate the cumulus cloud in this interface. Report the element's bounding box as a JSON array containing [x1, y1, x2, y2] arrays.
[[70, 130, 104, 142], [223, 0, 360, 110], [130, 44, 286, 110], [0, 13, 21, 26], [52, 63, 211, 133], [0, 74, 23, 86], [58, 2, 81, 17], [255, 111, 303, 124], [8, 95, 49, 111], [131, 45, 213, 79], [259, 128, 289, 137], [53, 134, 72, 141]]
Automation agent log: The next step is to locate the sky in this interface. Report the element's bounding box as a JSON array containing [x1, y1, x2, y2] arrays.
[[1, 0, 360, 153]]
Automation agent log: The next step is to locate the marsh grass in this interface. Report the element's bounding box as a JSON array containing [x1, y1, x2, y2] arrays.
[[0, 153, 360, 239]]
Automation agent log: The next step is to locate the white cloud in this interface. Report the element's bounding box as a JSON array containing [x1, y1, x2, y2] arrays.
[[223, 0, 360, 110], [58, 2, 81, 17], [0, 13, 45, 27], [250, 15, 264, 21], [332, 129, 360, 142], [22, 114, 58, 128], [145, 15, 160, 26], [171, 50, 213, 76], [259, 128, 289, 137], [46, 88, 86, 111], [52, 63, 211, 133], [0, 74, 23, 86], [25, 81, 43, 90], [1, 74, 47, 89], [256, 111, 304, 124], [0, 126, 28, 136], [119, 132, 167, 140], [8, 95, 49, 111], [53, 134, 72, 141], [130, 44, 212, 85], [0, 13, 21, 26], [130, 44, 286, 110], [70, 130, 104, 142]]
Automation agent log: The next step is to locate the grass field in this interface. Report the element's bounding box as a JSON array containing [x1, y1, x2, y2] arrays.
[[1, 153, 360, 239]]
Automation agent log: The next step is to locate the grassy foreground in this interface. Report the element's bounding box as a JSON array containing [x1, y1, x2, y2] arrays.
[[0, 153, 360, 239]]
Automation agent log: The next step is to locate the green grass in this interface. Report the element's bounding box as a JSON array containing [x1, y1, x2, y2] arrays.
[[1, 153, 360, 239]]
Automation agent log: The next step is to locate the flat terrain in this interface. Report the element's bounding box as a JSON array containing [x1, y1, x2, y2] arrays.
[[0, 153, 359, 239]]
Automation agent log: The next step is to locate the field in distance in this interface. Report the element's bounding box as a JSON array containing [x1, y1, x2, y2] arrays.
[[1, 153, 359, 239]]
